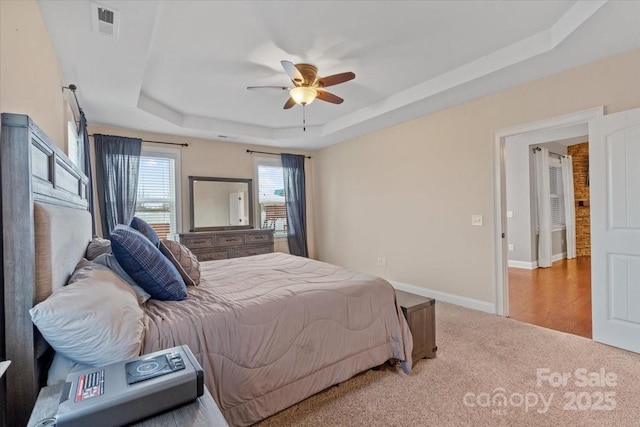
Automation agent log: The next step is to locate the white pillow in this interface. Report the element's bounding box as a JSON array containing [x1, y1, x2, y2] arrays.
[[30, 266, 147, 366]]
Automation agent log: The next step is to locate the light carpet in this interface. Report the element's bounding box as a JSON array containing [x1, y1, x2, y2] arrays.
[[258, 302, 640, 426]]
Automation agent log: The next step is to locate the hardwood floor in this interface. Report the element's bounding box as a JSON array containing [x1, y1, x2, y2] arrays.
[[508, 256, 591, 338]]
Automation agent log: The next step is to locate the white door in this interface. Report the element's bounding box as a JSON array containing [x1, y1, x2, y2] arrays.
[[590, 108, 640, 353]]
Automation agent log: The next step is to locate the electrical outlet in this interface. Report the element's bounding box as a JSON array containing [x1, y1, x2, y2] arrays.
[[508, 244, 514, 251], [471, 215, 483, 226], [376, 257, 387, 267]]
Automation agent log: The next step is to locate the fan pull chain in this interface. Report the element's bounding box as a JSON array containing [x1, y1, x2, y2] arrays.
[[302, 104, 307, 132]]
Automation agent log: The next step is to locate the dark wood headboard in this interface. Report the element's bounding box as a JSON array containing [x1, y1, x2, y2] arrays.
[[1, 113, 90, 427]]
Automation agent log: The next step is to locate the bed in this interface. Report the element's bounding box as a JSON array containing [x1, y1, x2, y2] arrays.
[[0, 113, 412, 427]]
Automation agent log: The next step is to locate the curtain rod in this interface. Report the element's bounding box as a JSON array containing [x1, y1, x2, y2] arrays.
[[62, 84, 82, 115], [89, 134, 189, 147], [64, 85, 188, 148], [532, 147, 566, 158], [246, 149, 311, 159]]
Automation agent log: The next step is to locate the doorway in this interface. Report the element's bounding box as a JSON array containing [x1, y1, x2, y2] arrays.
[[504, 137, 591, 337], [493, 107, 603, 324]]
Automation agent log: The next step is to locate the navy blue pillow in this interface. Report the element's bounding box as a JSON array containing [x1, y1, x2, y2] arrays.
[[130, 216, 160, 247], [110, 225, 186, 301]]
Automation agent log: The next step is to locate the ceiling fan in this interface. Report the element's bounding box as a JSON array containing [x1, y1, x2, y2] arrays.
[[247, 60, 356, 109]]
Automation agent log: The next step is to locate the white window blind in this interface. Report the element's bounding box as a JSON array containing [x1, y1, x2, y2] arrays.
[[549, 160, 565, 228], [135, 153, 178, 240], [256, 161, 286, 236], [67, 120, 83, 169]]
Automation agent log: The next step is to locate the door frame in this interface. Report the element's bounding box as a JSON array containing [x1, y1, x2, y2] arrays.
[[493, 106, 603, 316]]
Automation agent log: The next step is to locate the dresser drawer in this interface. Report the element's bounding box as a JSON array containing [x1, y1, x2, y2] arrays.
[[232, 245, 272, 258], [246, 232, 272, 244], [182, 236, 214, 248], [194, 250, 229, 262], [215, 233, 245, 247], [179, 229, 274, 261]]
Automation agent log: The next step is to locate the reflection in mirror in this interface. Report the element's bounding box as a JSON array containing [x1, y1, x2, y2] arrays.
[[189, 177, 254, 231]]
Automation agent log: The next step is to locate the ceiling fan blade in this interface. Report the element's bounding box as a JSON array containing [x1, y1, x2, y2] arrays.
[[281, 60, 304, 85], [316, 90, 344, 104], [317, 72, 355, 88], [283, 97, 296, 109], [247, 86, 290, 91]]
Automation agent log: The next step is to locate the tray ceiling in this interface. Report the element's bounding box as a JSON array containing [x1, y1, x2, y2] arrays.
[[37, 0, 640, 149]]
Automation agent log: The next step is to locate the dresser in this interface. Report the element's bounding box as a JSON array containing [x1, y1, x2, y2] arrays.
[[179, 229, 274, 261]]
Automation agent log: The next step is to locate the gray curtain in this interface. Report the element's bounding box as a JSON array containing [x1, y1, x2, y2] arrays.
[[78, 110, 95, 234], [95, 134, 142, 238], [281, 153, 308, 257]]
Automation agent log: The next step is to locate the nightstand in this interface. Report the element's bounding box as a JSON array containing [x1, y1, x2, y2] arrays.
[[395, 290, 437, 364], [27, 382, 228, 427]]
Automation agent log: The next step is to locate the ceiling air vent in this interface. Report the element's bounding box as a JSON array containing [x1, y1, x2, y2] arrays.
[[91, 3, 120, 38]]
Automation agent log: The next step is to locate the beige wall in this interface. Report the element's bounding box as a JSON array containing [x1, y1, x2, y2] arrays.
[[0, 0, 67, 149], [313, 48, 640, 305], [88, 125, 315, 256]]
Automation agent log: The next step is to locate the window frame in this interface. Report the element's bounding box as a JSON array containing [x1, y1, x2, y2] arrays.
[[253, 156, 287, 239], [64, 97, 83, 170], [548, 157, 566, 231], [136, 145, 182, 239]]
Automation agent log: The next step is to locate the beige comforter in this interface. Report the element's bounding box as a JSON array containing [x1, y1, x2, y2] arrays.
[[142, 252, 412, 426]]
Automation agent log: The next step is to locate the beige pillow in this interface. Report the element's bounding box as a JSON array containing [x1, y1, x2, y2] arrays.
[[159, 239, 201, 286], [85, 236, 112, 260], [30, 265, 146, 366]]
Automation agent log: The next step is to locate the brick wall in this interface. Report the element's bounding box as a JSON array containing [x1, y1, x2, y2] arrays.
[[569, 143, 590, 256]]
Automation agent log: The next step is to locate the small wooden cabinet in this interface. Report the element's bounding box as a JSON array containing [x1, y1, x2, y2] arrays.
[[395, 290, 437, 364], [179, 229, 274, 261]]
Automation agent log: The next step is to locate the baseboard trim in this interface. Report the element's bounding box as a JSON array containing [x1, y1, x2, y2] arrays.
[[508, 253, 567, 269], [508, 260, 537, 269], [389, 280, 496, 314]]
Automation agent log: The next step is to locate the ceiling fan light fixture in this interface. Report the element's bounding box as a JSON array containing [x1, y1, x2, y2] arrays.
[[290, 86, 317, 105]]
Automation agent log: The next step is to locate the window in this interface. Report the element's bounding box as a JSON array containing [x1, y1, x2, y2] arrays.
[[66, 120, 84, 170], [255, 158, 286, 237], [65, 98, 83, 170], [549, 158, 565, 229], [134, 147, 181, 240]]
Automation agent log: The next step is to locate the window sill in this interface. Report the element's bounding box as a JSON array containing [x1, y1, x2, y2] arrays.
[[258, 228, 287, 240], [535, 226, 567, 234]]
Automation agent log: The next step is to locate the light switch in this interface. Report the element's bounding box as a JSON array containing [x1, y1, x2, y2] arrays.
[[506, 211, 513, 218], [472, 215, 483, 226]]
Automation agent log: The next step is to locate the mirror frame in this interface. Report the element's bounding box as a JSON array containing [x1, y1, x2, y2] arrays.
[[188, 176, 254, 232]]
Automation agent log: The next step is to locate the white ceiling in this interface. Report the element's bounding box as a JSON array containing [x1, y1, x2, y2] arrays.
[[37, 0, 640, 150]]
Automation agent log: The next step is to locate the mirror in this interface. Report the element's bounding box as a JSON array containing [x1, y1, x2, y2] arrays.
[[189, 176, 254, 231]]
